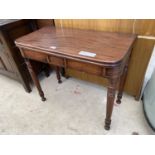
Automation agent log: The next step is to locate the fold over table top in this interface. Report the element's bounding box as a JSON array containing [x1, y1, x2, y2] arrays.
[[15, 26, 136, 65]]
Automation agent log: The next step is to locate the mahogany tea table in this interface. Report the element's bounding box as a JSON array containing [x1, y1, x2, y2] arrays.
[[15, 26, 136, 130]]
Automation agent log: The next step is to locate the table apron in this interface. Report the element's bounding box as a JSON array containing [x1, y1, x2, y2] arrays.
[[22, 49, 124, 78]]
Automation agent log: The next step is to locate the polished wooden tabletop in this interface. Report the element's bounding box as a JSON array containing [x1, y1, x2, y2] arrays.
[[15, 26, 136, 65]]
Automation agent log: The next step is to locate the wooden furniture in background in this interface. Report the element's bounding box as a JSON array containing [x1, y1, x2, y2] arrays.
[[0, 19, 51, 92], [53, 19, 155, 100], [37, 19, 55, 28], [15, 26, 136, 130]]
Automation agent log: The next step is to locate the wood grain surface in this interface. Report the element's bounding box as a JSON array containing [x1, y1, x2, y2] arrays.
[[55, 19, 155, 36]]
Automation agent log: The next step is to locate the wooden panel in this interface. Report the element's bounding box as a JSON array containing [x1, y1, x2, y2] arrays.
[[125, 38, 155, 98], [135, 19, 155, 36], [37, 19, 55, 28], [48, 55, 64, 67], [55, 19, 134, 33], [23, 50, 47, 63], [0, 34, 15, 72], [67, 60, 103, 76], [55, 19, 155, 36], [37, 19, 155, 36]]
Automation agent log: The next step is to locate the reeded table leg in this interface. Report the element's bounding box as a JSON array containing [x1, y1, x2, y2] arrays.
[[116, 64, 128, 104], [104, 78, 118, 130], [25, 58, 46, 101]]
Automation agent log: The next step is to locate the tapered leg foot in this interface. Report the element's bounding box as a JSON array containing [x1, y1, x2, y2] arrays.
[[41, 97, 46, 101], [55, 66, 62, 84], [58, 80, 62, 84], [104, 119, 111, 130], [116, 93, 122, 104], [39, 90, 46, 101]]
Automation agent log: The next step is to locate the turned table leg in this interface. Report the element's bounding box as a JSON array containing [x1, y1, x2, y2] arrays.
[[55, 66, 62, 84], [104, 78, 118, 130], [116, 64, 128, 104], [25, 58, 46, 101]]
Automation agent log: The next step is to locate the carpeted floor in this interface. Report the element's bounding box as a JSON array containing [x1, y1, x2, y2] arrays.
[[0, 72, 154, 135]]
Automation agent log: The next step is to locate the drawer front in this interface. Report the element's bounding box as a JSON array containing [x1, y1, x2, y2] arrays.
[[47, 55, 64, 67], [23, 50, 47, 63], [67, 60, 103, 76]]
